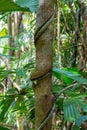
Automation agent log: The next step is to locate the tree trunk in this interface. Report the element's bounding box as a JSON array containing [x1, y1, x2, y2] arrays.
[[30, 0, 54, 129], [57, 0, 61, 68], [7, 14, 13, 88]]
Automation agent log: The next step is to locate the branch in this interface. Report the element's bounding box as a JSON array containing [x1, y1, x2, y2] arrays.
[[55, 82, 77, 98]]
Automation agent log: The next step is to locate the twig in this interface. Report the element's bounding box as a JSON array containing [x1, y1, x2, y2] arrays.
[[63, 44, 82, 50], [55, 82, 77, 98]]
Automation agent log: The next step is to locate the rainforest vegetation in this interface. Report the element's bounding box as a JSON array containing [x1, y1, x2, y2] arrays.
[[0, 0, 87, 130]]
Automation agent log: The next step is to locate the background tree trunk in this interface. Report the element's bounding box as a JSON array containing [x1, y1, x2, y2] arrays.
[[31, 0, 54, 129]]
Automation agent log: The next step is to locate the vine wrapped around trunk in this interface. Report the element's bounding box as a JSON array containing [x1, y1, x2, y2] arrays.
[[30, 0, 54, 129]]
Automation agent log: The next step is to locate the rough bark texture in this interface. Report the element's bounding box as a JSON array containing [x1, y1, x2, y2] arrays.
[[77, 5, 87, 70], [7, 14, 13, 88], [31, 0, 54, 129]]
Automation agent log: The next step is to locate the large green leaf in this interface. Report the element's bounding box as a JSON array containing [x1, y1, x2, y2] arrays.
[[0, 0, 29, 12], [63, 99, 81, 122], [0, 0, 39, 12], [15, 0, 39, 12], [63, 68, 81, 84], [63, 97, 87, 124], [53, 68, 87, 84]]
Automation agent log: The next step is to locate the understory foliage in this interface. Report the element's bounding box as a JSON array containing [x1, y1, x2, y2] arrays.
[[0, 0, 87, 130]]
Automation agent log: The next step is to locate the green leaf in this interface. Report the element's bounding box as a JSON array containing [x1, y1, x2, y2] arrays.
[[28, 107, 35, 121], [16, 68, 26, 77], [63, 97, 87, 125], [56, 98, 63, 110], [63, 68, 82, 84], [72, 92, 87, 99], [0, 69, 13, 82], [0, 46, 20, 50], [0, 36, 12, 39], [23, 62, 35, 70], [0, 97, 14, 121], [15, 0, 39, 12], [53, 68, 87, 84], [0, 12, 10, 20], [0, 0, 29, 12], [63, 99, 81, 122], [0, 126, 10, 130], [76, 115, 87, 126], [67, 83, 81, 95], [0, 54, 14, 59], [78, 102, 87, 112]]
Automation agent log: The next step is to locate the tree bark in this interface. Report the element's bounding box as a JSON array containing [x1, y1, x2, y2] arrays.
[[31, 0, 54, 129], [7, 14, 13, 88]]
